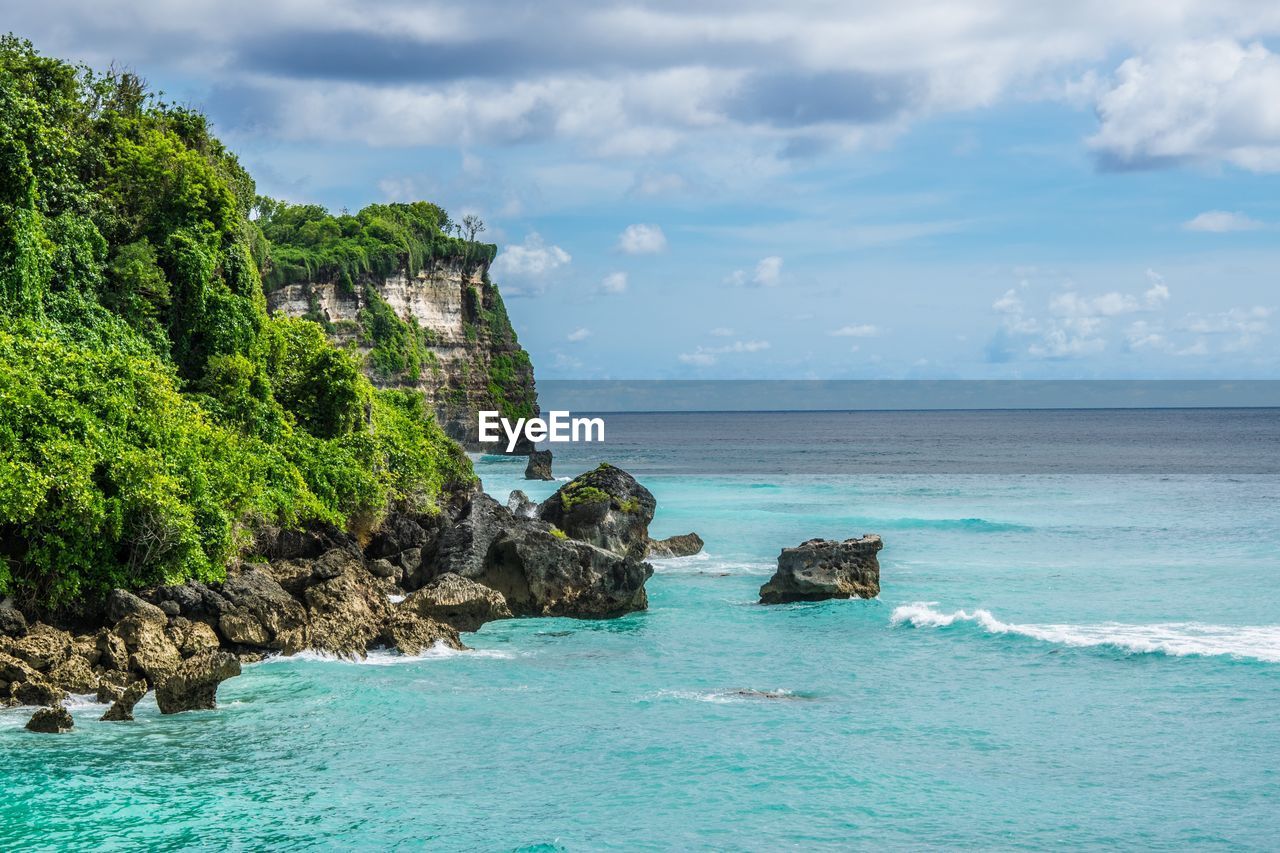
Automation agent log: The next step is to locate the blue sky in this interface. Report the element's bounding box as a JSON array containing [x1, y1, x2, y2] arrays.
[[13, 2, 1280, 378]]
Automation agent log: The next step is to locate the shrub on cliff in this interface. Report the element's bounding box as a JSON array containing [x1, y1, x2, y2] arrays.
[[0, 37, 474, 611]]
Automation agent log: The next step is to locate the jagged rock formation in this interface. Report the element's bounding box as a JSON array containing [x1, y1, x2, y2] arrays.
[[525, 449, 554, 480], [647, 533, 705, 558], [26, 706, 73, 733], [265, 257, 538, 450], [538, 464, 656, 558], [759, 536, 883, 604]]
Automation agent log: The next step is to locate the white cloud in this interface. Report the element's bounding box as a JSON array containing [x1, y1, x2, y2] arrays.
[[709, 327, 734, 337], [753, 256, 783, 287], [727, 256, 784, 287], [1090, 40, 1280, 172], [1183, 210, 1264, 232], [566, 327, 592, 342], [617, 223, 667, 255], [829, 324, 879, 337], [1125, 320, 1168, 351], [678, 339, 771, 365], [678, 350, 718, 366], [491, 233, 571, 295], [599, 271, 628, 294]]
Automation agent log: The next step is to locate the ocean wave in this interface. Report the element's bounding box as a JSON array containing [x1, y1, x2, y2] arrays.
[[255, 642, 517, 666], [647, 551, 775, 576], [879, 517, 1031, 533], [653, 688, 818, 704], [890, 602, 1280, 663]]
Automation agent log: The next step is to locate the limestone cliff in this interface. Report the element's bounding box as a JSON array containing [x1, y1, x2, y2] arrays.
[[266, 254, 537, 451]]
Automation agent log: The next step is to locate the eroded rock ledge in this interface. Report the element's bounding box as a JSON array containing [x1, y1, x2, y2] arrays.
[[758, 536, 883, 604]]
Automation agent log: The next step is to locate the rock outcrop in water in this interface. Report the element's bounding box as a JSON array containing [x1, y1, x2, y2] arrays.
[[647, 533, 705, 558], [525, 450, 554, 480], [538, 464, 656, 558], [425, 492, 654, 617], [758, 536, 883, 604], [25, 706, 73, 733]]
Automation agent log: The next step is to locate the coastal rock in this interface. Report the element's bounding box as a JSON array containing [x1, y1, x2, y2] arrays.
[[758, 536, 883, 604], [114, 614, 182, 684], [647, 532, 705, 558], [152, 581, 231, 625], [155, 649, 241, 714], [48, 656, 99, 694], [303, 560, 391, 657], [251, 524, 334, 561], [368, 558, 399, 579], [507, 490, 538, 518], [26, 706, 73, 733], [217, 567, 308, 653], [167, 618, 221, 657], [107, 588, 167, 624], [427, 491, 653, 618], [487, 531, 653, 617], [366, 513, 433, 560], [379, 611, 464, 655], [95, 670, 134, 704], [524, 449, 554, 480], [10, 676, 66, 707], [5, 623, 73, 671], [95, 629, 130, 672], [0, 599, 27, 637], [401, 573, 512, 632], [101, 679, 148, 721], [433, 493, 512, 578], [538, 464, 655, 558]]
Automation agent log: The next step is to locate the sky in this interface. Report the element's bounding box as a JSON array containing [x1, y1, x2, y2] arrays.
[[11, 1, 1280, 379]]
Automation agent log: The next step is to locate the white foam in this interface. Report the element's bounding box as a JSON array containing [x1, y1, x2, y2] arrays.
[[654, 688, 805, 704], [386, 593, 406, 604], [254, 641, 518, 666], [647, 551, 774, 576], [890, 602, 1280, 663]]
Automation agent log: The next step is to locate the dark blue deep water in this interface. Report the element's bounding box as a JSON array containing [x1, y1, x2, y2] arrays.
[[3, 409, 1279, 849]]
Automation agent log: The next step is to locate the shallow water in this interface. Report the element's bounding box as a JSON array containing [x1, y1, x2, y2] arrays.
[[3, 409, 1279, 849]]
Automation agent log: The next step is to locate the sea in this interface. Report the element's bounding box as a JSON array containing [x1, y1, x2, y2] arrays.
[[3, 408, 1279, 850]]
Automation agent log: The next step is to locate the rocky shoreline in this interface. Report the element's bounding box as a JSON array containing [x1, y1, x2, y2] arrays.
[[3, 460, 884, 734], [1, 464, 693, 731]]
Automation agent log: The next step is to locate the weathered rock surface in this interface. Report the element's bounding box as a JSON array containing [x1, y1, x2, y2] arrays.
[[524, 449, 554, 480], [0, 599, 27, 637], [101, 679, 148, 721], [217, 567, 308, 653], [107, 588, 167, 624], [401, 573, 512, 632], [303, 556, 391, 657], [538, 464, 655, 558], [48, 656, 98, 694], [647, 532, 705, 558], [155, 650, 241, 714], [26, 706, 73, 733], [113, 613, 181, 684], [427, 491, 653, 617], [507, 489, 538, 518], [5, 623, 73, 671], [379, 611, 464, 655], [758, 536, 883, 604]]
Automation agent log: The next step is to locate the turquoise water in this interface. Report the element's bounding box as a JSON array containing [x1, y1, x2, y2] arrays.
[[3, 410, 1279, 849]]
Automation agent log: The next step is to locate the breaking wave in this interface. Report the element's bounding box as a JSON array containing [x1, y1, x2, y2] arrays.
[[256, 642, 518, 666], [891, 602, 1280, 663]]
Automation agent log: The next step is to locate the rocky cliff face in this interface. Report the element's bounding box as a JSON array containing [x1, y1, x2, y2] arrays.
[[266, 255, 537, 451]]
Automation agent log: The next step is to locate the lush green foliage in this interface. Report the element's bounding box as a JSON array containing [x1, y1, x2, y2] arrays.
[[255, 198, 496, 293], [0, 37, 474, 610]]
